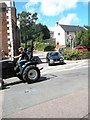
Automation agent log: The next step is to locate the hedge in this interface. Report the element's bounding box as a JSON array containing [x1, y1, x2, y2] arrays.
[[61, 48, 89, 60]]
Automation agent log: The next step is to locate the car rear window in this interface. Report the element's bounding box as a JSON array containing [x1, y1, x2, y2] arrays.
[[50, 52, 60, 56]]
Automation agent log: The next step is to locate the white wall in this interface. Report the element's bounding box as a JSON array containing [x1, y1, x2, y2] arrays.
[[17, 20, 20, 29], [54, 24, 66, 47], [7, 9, 14, 60]]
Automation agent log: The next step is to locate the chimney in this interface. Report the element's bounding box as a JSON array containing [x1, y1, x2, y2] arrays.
[[56, 21, 59, 26], [11, 0, 15, 7]]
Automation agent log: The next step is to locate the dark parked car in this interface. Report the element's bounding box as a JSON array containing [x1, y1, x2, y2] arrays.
[[46, 51, 64, 66]]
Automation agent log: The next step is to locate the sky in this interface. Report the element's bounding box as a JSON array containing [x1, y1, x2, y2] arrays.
[[15, 0, 89, 31]]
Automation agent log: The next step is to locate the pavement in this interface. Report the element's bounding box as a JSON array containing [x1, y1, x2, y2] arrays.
[[4, 88, 88, 118], [0, 91, 4, 120]]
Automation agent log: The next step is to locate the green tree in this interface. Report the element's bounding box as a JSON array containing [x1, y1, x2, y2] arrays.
[[18, 11, 38, 42], [33, 23, 50, 41], [18, 11, 50, 46], [75, 29, 88, 46], [41, 25, 50, 39]]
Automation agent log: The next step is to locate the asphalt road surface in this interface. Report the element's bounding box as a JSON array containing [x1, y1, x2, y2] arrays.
[[0, 56, 88, 119]]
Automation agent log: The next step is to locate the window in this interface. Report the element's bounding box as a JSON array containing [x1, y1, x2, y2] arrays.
[[58, 33, 60, 35], [7, 21, 9, 24], [8, 33, 10, 36], [67, 31, 69, 35], [7, 27, 9, 30]]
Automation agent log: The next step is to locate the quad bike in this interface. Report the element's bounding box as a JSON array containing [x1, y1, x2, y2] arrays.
[[0, 41, 43, 89], [0, 58, 42, 89]]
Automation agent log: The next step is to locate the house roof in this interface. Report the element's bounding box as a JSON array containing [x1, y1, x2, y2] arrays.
[[59, 24, 84, 32], [84, 26, 90, 30], [0, 2, 7, 7]]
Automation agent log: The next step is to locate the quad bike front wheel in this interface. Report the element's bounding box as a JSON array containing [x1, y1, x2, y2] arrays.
[[0, 79, 4, 90], [22, 66, 40, 84]]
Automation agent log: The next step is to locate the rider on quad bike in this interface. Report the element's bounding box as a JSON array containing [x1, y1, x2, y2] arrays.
[[14, 47, 29, 74]]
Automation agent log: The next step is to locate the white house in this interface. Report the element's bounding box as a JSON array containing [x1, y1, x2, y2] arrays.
[[54, 23, 85, 49]]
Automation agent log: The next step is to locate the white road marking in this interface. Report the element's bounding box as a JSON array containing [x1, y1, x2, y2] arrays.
[[41, 60, 88, 75]]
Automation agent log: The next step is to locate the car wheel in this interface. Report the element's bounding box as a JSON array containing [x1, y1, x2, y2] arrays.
[[22, 66, 40, 84], [0, 79, 4, 90], [48, 62, 52, 66], [46, 58, 48, 63]]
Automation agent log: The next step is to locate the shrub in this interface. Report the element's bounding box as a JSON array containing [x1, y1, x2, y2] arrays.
[[44, 45, 55, 51], [61, 48, 89, 60], [21, 43, 25, 48], [21, 41, 49, 51], [34, 42, 49, 51]]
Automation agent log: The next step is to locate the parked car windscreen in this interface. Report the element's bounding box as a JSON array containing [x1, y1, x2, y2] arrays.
[[49, 52, 60, 57]]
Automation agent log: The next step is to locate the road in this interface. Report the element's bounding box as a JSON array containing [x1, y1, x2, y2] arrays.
[[0, 53, 88, 119]]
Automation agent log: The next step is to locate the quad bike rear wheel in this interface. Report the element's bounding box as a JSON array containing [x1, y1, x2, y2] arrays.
[[22, 66, 40, 84]]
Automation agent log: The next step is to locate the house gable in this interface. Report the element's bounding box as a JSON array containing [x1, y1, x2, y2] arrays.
[[54, 24, 66, 48], [54, 24, 85, 49]]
